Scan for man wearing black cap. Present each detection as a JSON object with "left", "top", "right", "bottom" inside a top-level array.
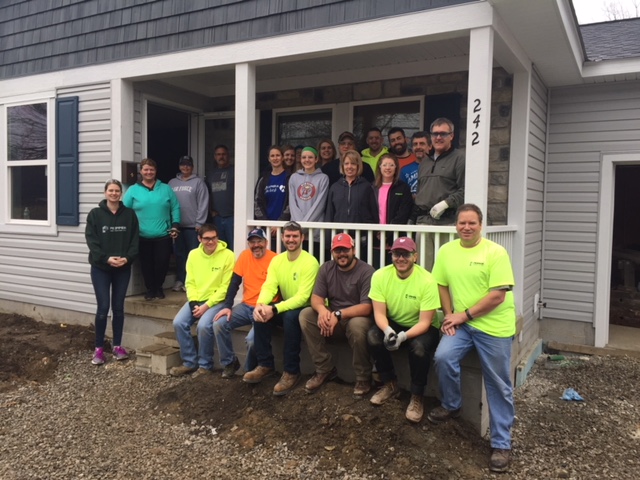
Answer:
[
  {"left": 367, "top": 236, "right": 441, "bottom": 423},
  {"left": 299, "top": 233, "right": 375, "bottom": 397},
  {"left": 213, "top": 228, "right": 278, "bottom": 378}
]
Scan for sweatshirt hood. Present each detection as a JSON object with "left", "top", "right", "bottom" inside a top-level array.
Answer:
[
  {"left": 295, "top": 168, "right": 323, "bottom": 176},
  {"left": 197, "top": 239, "right": 229, "bottom": 256},
  {"left": 98, "top": 199, "right": 125, "bottom": 214},
  {"left": 175, "top": 173, "right": 202, "bottom": 181}
]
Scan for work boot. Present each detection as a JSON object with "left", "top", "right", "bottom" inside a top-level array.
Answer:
[
  {"left": 304, "top": 367, "right": 338, "bottom": 393},
  {"left": 191, "top": 367, "right": 213, "bottom": 379},
  {"left": 242, "top": 365, "right": 274, "bottom": 384},
  {"left": 169, "top": 365, "right": 197, "bottom": 377},
  {"left": 221, "top": 357, "right": 241, "bottom": 379},
  {"left": 489, "top": 448, "right": 511, "bottom": 473},
  {"left": 427, "top": 405, "right": 462, "bottom": 424},
  {"left": 405, "top": 394, "right": 424, "bottom": 423},
  {"left": 273, "top": 372, "right": 300, "bottom": 396},
  {"left": 369, "top": 380, "right": 399, "bottom": 406},
  {"left": 353, "top": 380, "right": 372, "bottom": 398}
]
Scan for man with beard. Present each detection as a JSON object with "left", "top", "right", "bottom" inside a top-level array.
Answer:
[
  {"left": 400, "top": 131, "right": 432, "bottom": 195},
  {"left": 388, "top": 127, "right": 417, "bottom": 170},
  {"left": 243, "top": 221, "right": 320, "bottom": 396},
  {"left": 212, "top": 228, "right": 277, "bottom": 378},
  {"left": 299, "top": 233, "right": 375, "bottom": 397}
]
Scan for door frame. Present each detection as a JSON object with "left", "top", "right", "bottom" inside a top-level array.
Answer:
[{"left": 595, "top": 152, "right": 640, "bottom": 347}]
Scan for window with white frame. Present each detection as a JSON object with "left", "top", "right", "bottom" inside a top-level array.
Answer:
[
  {"left": 275, "top": 109, "right": 332, "bottom": 147},
  {"left": 2, "top": 98, "right": 54, "bottom": 227}
]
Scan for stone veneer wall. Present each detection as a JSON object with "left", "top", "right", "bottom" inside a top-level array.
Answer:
[{"left": 209, "top": 67, "right": 513, "bottom": 225}]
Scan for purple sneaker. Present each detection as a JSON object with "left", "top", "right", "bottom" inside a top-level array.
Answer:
[
  {"left": 112, "top": 346, "right": 129, "bottom": 361},
  {"left": 92, "top": 347, "right": 105, "bottom": 365}
]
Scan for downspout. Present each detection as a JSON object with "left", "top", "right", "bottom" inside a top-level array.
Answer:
[{"left": 538, "top": 82, "right": 552, "bottom": 320}]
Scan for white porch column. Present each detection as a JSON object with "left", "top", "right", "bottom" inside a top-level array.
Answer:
[
  {"left": 464, "top": 27, "right": 494, "bottom": 215},
  {"left": 234, "top": 62, "right": 257, "bottom": 254},
  {"left": 110, "top": 79, "right": 135, "bottom": 180}
]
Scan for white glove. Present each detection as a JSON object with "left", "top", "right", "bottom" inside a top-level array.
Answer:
[
  {"left": 385, "top": 331, "right": 407, "bottom": 351},
  {"left": 383, "top": 326, "right": 396, "bottom": 344},
  {"left": 430, "top": 200, "right": 449, "bottom": 220}
]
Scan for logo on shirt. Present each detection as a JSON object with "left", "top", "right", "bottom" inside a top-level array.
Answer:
[
  {"left": 102, "top": 226, "right": 127, "bottom": 233},
  {"left": 405, "top": 294, "right": 417, "bottom": 300},
  {"left": 293, "top": 272, "right": 298, "bottom": 281},
  {"left": 297, "top": 182, "right": 317, "bottom": 201},
  {"left": 469, "top": 261, "right": 485, "bottom": 266}
]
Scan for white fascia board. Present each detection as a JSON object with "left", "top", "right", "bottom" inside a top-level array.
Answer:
[
  {"left": 0, "top": 2, "right": 493, "bottom": 98},
  {"left": 582, "top": 58, "right": 640, "bottom": 79},
  {"left": 555, "top": 0, "right": 587, "bottom": 75},
  {"left": 491, "top": 9, "right": 531, "bottom": 74}
]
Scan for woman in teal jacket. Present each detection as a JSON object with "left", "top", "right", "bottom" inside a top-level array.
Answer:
[
  {"left": 123, "top": 158, "right": 181, "bottom": 300},
  {"left": 85, "top": 179, "right": 139, "bottom": 365}
]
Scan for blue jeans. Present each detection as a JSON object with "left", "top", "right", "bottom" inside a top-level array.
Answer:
[
  {"left": 174, "top": 228, "right": 199, "bottom": 284},
  {"left": 367, "top": 320, "right": 440, "bottom": 395},
  {"left": 172, "top": 301, "right": 225, "bottom": 369},
  {"left": 433, "top": 323, "right": 515, "bottom": 449},
  {"left": 213, "top": 302, "right": 257, "bottom": 371},
  {"left": 90, "top": 265, "right": 131, "bottom": 348},
  {"left": 214, "top": 215, "right": 234, "bottom": 250},
  {"left": 253, "top": 308, "right": 303, "bottom": 374}
]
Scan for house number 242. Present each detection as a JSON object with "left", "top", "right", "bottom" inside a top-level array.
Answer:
[{"left": 471, "top": 99, "right": 481, "bottom": 146}]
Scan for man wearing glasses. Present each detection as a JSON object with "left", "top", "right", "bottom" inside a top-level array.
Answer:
[
  {"left": 410, "top": 117, "right": 466, "bottom": 268},
  {"left": 170, "top": 223, "right": 235, "bottom": 377},
  {"left": 244, "top": 221, "right": 320, "bottom": 396},
  {"left": 299, "top": 233, "right": 375, "bottom": 397},
  {"left": 367, "top": 237, "right": 441, "bottom": 423}
]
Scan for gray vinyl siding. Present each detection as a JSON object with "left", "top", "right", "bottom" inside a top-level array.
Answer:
[
  {"left": 0, "top": 0, "right": 474, "bottom": 79},
  {"left": 0, "top": 83, "right": 112, "bottom": 316},
  {"left": 545, "top": 80, "right": 640, "bottom": 323},
  {"left": 521, "top": 68, "right": 546, "bottom": 344}
]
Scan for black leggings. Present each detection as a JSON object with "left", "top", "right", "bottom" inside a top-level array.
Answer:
[{"left": 138, "top": 236, "right": 173, "bottom": 293}]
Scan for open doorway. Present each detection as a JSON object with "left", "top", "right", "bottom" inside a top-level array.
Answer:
[
  {"left": 610, "top": 164, "right": 640, "bottom": 328},
  {"left": 147, "top": 103, "right": 190, "bottom": 184}
]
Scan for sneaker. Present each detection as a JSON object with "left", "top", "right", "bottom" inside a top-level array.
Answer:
[
  {"left": 427, "top": 405, "right": 462, "bottom": 424},
  {"left": 91, "top": 347, "right": 105, "bottom": 365},
  {"left": 369, "top": 380, "right": 399, "bottom": 406},
  {"left": 242, "top": 366, "right": 274, "bottom": 384},
  {"left": 112, "top": 346, "right": 129, "bottom": 361},
  {"left": 405, "top": 394, "right": 424, "bottom": 423},
  {"left": 191, "top": 367, "right": 213, "bottom": 379},
  {"left": 169, "top": 365, "right": 198, "bottom": 377},
  {"left": 304, "top": 367, "right": 338, "bottom": 393},
  {"left": 156, "top": 289, "right": 166, "bottom": 299},
  {"left": 221, "top": 357, "right": 241, "bottom": 379},
  {"left": 172, "top": 281, "right": 185, "bottom": 292},
  {"left": 273, "top": 372, "right": 300, "bottom": 396},
  {"left": 353, "top": 380, "right": 372, "bottom": 398},
  {"left": 144, "top": 290, "right": 155, "bottom": 301},
  {"left": 489, "top": 448, "right": 511, "bottom": 473}
]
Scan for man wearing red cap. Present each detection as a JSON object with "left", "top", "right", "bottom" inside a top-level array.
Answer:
[
  {"left": 367, "top": 236, "right": 441, "bottom": 423},
  {"left": 299, "top": 233, "right": 375, "bottom": 397}
]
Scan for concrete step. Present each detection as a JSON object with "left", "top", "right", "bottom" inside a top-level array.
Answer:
[
  {"left": 136, "top": 343, "right": 182, "bottom": 375},
  {"left": 154, "top": 330, "right": 182, "bottom": 348}
]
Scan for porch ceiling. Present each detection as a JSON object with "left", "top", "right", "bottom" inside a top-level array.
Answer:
[{"left": 156, "top": 36, "right": 472, "bottom": 98}]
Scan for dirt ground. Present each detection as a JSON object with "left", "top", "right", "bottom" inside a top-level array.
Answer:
[{"left": 0, "top": 312, "right": 491, "bottom": 478}]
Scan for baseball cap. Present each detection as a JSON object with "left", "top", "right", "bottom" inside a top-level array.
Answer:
[
  {"left": 247, "top": 228, "right": 267, "bottom": 241},
  {"left": 338, "top": 131, "right": 356, "bottom": 143},
  {"left": 179, "top": 156, "right": 194, "bottom": 166},
  {"left": 390, "top": 236, "right": 416, "bottom": 252},
  {"left": 331, "top": 233, "right": 354, "bottom": 250}
]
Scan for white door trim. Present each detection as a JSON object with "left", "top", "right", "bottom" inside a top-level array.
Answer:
[{"left": 595, "top": 152, "right": 640, "bottom": 347}]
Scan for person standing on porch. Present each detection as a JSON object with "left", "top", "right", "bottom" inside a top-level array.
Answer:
[
  {"left": 254, "top": 145, "right": 291, "bottom": 223},
  {"left": 123, "top": 158, "right": 180, "bottom": 300},
  {"left": 388, "top": 127, "right": 417, "bottom": 170},
  {"left": 208, "top": 144, "right": 235, "bottom": 248},
  {"left": 85, "top": 179, "right": 139, "bottom": 365},
  {"left": 428, "top": 204, "right": 516, "bottom": 473},
  {"left": 400, "top": 131, "right": 432, "bottom": 195},
  {"left": 168, "top": 155, "right": 209, "bottom": 292},
  {"left": 243, "top": 221, "right": 319, "bottom": 396},
  {"left": 410, "top": 118, "right": 465, "bottom": 270},
  {"left": 170, "top": 223, "right": 234, "bottom": 378},
  {"left": 361, "top": 127, "right": 388, "bottom": 173}
]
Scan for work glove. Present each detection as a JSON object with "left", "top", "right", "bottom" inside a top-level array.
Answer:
[
  {"left": 385, "top": 331, "right": 407, "bottom": 351},
  {"left": 430, "top": 200, "right": 449, "bottom": 220},
  {"left": 383, "top": 326, "right": 396, "bottom": 345}
]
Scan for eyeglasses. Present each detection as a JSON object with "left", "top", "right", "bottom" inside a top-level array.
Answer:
[
  {"left": 201, "top": 236, "right": 218, "bottom": 243},
  {"left": 391, "top": 250, "right": 415, "bottom": 259},
  {"left": 430, "top": 131, "right": 452, "bottom": 138}
]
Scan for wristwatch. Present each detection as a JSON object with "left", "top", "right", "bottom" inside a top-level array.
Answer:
[{"left": 334, "top": 310, "right": 342, "bottom": 320}]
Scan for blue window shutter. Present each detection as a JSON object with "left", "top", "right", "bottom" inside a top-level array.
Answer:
[{"left": 56, "top": 96, "right": 79, "bottom": 226}]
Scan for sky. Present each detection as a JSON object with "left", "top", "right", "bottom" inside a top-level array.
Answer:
[{"left": 573, "top": 0, "right": 640, "bottom": 24}]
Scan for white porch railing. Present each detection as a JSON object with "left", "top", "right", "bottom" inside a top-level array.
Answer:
[{"left": 246, "top": 220, "right": 516, "bottom": 268}]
